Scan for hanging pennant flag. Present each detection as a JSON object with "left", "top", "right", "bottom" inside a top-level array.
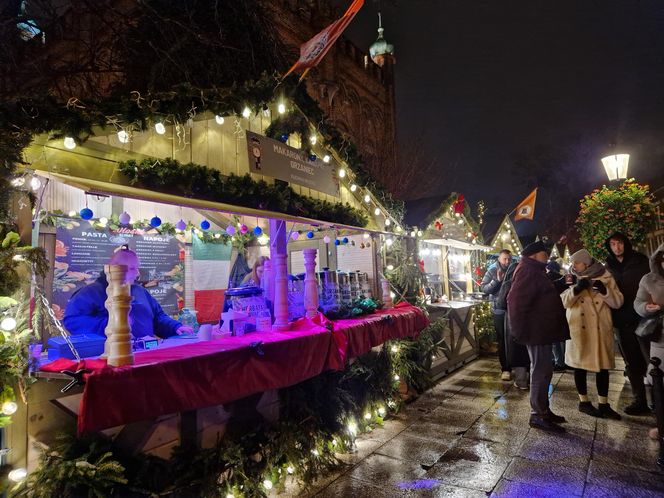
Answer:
[
  {"left": 283, "top": 0, "right": 365, "bottom": 81},
  {"left": 514, "top": 188, "right": 538, "bottom": 221}
]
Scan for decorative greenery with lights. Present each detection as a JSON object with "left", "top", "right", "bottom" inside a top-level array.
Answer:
[
  {"left": 118, "top": 158, "right": 369, "bottom": 228},
  {"left": 12, "top": 328, "right": 446, "bottom": 497},
  {"left": 576, "top": 179, "right": 656, "bottom": 260}
]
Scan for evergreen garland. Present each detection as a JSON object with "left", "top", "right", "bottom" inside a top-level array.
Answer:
[{"left": 118, "top": 158, "right": 369, "bottom": 228}]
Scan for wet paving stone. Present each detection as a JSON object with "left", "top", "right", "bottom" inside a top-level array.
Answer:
[
  {"left": 583, "top": 483, "right": 664, "bottom": 498},
  {"left": 375, "top": 432, "right": 459, "bottom": 467},
  {"left": 314, "top": 476, "right": 395, "bottom": 498},
  {"left": 587, "top": 459, "right": 664, "bottom": 495},
  {"left": 491, "top": 478, "right": 577, "bottom": 498},
  {"left": 424, "top": 438, "right": 512, "bottom": 492},
  {"left": 592, "top": 421, "right": 661, "bottom": 472},
  {"left": 347, "top": 453, "right": 428, "bottom": 488},
  {"left": 516, "top": 423, "right": 594, "bottom": 470},
  {"left": 502, "top": 456, "right": 586, "bottom": 496}
]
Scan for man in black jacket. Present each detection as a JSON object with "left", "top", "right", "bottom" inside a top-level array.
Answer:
[
  {"left": 605, "top": 232, "right": 651, "bottom": 415},
  {"left": 481, "top": 250, "right": 513, "bottom": 380}
]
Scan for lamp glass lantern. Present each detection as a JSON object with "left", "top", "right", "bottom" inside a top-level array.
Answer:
[{"left": 601, "top": 154, "right": 629, "bottom": 181}]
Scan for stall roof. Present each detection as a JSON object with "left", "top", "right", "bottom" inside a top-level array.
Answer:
[
  {"left": 403, "top": 195, "right": 452, "bottom": 229},
  {"left": 22, "top": 136, "right": 398, "bottom": 236}
]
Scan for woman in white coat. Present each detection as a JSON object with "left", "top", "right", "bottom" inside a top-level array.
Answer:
[{"left": 562, "top": 249, "right": 624, "bottom": 419}]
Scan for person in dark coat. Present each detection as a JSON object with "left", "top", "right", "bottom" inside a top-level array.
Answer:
[
  {"left": 605, "top": 232, "right": 651, "bottom": 415},
  {"left": 547, "top": 259, "right": 569, "bottom": 371},
  {"left": 508, "top": 241, "right": 571, "bottom": 432},
  {"left": 64, "top": 247, "right": 191, "bottom": 339},
  {"left": 481, "top": 250, "right": 513, "bottom": 380},
  {"left": 498, "top": 262, "right": 531, "bottom": 389}
]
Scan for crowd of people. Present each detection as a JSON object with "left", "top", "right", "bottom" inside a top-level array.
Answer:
[{"left": 481, "top": 234, "right": 664, "bottom": 434}]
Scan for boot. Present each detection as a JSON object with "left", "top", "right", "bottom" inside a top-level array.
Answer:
[
  {"left": 624, "top": 400, "right": 650, "bottom": 416},
  {"left": 529, "top": 415, "right": 565, "bottom": 433},
  {"left": 578, "top": 401, "right": 601, "bottom": 417},
  {"left": 598, "top": 403, "right": 621, "bottom": 420},
  {"left": 546, "top": 410, "right": 566, "bottom": 424}
]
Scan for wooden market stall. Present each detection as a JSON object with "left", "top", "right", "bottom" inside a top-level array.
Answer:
[
  {"left": 5, "top": 105, "right": 429, "bottom": 473},
  {"left": 404, "top": 194, "right": 491, "bottom": 378}
]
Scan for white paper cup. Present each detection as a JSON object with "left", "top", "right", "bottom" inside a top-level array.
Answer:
[{"left": 198, "top": 324, "right": 212, "bottom": 341}]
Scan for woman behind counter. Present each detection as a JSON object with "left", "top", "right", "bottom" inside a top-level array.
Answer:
[{"left": 242, "top": 256, "right": 269, "bottom": 287}]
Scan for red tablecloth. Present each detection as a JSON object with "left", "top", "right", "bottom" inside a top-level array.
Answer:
[{"left": 40, "top": 303, "right": 428, "bottom": 434}]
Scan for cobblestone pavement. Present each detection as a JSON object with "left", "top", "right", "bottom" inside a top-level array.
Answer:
[{"left": 290, "top": 357, "right": 664, "bottom": 497}]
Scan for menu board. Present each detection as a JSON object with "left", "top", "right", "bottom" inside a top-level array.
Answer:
[{"left": 52, "top": 218, "right": 185, "bottom": 320}]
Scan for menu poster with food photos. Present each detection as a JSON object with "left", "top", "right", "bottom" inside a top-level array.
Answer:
[{"left": 52, "top": 218, "right": 184, "bottom": 320}]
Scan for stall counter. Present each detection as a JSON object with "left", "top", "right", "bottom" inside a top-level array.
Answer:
[{"left": 39, "top": 303, "right": 428, "bottom": 434}]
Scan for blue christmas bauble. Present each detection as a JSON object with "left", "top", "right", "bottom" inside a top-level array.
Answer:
[
  {"left": 309, "top": 154, "right": 317, "bottom": 162},
  {"left": 306, "top": 231, "right": 315, "bottom": 239},
  {"left": 342, "top": 237, "right": 349, "bottom": 244},
  {"left": 200, "top": 220, "right": 211, "bottom": 230},
  {"left": 253, "top": 226, "right": 263, "bottom": 236},
  {"left": 80, "top": 208, "right": 93, "bottom": 220},
  {"left": 334, "top": 239, "right": 341, "bottom": 246},
  {"left": 150, "top": 216, "right": 162, "bottom": 228},
  {"left": 280, "top": 134, "right": 289, "bottom": 142}
]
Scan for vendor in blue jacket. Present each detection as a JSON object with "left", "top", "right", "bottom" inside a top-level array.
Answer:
[{"left": 63, "top": 247, "right": 193, "bottom": 339}]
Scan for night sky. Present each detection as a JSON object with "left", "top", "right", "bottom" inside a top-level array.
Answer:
[{"left": 336, "top": 0, "right": 664, "bottom": 238}]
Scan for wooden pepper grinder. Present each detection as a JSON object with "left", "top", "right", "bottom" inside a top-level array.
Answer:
[{"left": 104, "top": 264, "right": 134, "bottom": 366}]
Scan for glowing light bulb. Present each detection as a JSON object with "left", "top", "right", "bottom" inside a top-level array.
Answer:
[
  {"left": 98, "top": 217, "right": 108, "bottom": 226},
  {"left": 30, "top": 176, "right": 42, "bottom": 191},
  {"left": 277, "top": 103, "right": 286, "bottom": 114},
  {"left": 350, "top": 184, "right": 358, "bottom": 192},
  {"left": 347, "top": 421, "right": 357, "bottom": 434},
  {"left": 378, "top": 407, "right": 386, "bottom": 417},
  {"left": 226, "top": 494, "right": 235, "bottom": 498},
  {"left": 394, "top": 374, "right": 400, "bottom": 381},
  {"left": 117, "top": 130, "right": 129, "bottom": 143},
  {"left": 391, "top": 345, "right": 399, "bottom": 353},
  {"left": 309, "top": 134, "right": 317, "bottom": 145},
  {"left": 364, "top": 412, "right": 371, "bottom": 420},
  {"left": 8, "top": 468, "right": 27, "bottom": 482},
  {"left": 364, "top": 194, "right": 371, "bottom": 203},
  {"left": 385, "top": 219, "right": 391, "bottom": 226},
  {"left": 410, "top": 231, "right": 416, "bottom": 237},
  {"left": 385, "top": 238, "right": 393, "bottom": 246},
  {"left": 332, "top": 439, "right": 338, "bottom": 446},
  {"left": 215, "top": 115, "right": 225, "bottom": 125},
  {"left": 396, "top": 226, "right": 402, "bottom": 232},
  {"left": 338, "top": 168, "right": 346, "bottom": 178},
  {"left": 323, "top": 154, "right": 331, "bottom": 163},
  {"left": 387, "top": 264, "right": 394, "bottom": 270},
  {"left": 11, "top": 177, "right": 25, "bottom": 187},
  {"left": 287, "top": 465, "right": 294, "bottom": 474},
  {"left": 374, "top": 208, "right": 381, "bottom": 216},
  {"left": 214, "top": 233, "right": 221, "bottom": 239},
  {"left": 242, "top": 107, "right": 251, "bottom": 118},
  {"left": 263, "top": 480, "right": 273, "bottom": 490},
  {"left": 63, "top": 136, "right": 76, "bottom": 149},
  {"left": 417, "top": 230, "right": 423, "bottom": 237},
  {"left": 312, "top": 449, "right": 320, "bottom": 456},
  {"left": 68, "top": 210, "right": 77, "bottom": 217},
  {"left": 363, "top": 233, "right": 370, "bottom": 239},
  {"left": 1, "top": 317, "right": 17, "bottom": 331},
  {"left": 258, "top": 234, "right": 269, "bottom": 246},
  {"left": 1, "top": 401, "right": 18, "bottom": 415},
  {"left": 155, "top": 122, "right": 166, "bottom": 135}
]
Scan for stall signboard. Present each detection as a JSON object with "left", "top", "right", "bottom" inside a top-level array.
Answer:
[
  {"left": 52, "top": 218, "right": 184, "bottom": 320},
  {"left": 246, "top": 130, "right": 340, "bottom": 197}
]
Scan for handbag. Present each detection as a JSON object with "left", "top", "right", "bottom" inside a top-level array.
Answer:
[{"left": 634, "top": 314, "right": 663, "bottom": 340}]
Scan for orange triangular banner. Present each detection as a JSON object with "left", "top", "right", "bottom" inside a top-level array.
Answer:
[
  {"left": 514, "top": 188, "right": 538, "bottom": 221},
  {"left": 283, "top": 0, "right": 364, "bottom": 81}
]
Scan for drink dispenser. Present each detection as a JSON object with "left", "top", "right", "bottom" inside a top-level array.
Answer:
[
  {"left": 318, "top": 268, "right": 340, "bottom": 310},
  {"left": 337, "top": 271, "right": 352, "bottom": 305}
]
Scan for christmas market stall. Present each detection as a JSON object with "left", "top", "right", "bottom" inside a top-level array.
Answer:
[
  {"left": 403, "top": 194, "right": 491, "bottom": 378},
  {"left": 0, "top": 92, "right": 434, "bottom": 496}
]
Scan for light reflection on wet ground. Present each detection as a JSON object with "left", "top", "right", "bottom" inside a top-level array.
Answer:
[{"left": 294, "top": 357, "right": 663, "bottom": 498}]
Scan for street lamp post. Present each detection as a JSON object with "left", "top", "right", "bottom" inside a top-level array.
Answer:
[{"left": 601, "top": 154, "right": 630, "bottom": 182}]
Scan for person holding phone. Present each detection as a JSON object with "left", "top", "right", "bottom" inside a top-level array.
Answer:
[{"left": 561, "top": 249, "right": 624, "bottom": 419}]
